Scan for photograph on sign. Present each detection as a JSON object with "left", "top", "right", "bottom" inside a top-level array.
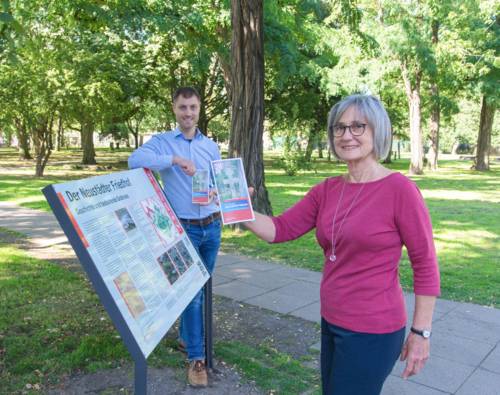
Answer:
[
  {"left": 192, "top": 169, "right": 210, "bottom": 204},
  {"left": 211, "top": 158, "right": 255, "bottom": 225},
  {"left": 50, "top": 168, "right": 209, "bottom": 357}
]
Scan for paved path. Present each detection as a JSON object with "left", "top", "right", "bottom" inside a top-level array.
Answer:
[{"left": 1, "top": 201, "right": 500, "bottom": 395}]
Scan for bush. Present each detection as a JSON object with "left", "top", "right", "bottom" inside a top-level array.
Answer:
[{"left": 277, "top": 152, "right": 316, "bottom": 176}]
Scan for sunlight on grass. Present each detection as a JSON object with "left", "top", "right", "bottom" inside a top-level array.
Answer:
[{"left": 422, "top": 190, "right": 500, "bottom": 202}]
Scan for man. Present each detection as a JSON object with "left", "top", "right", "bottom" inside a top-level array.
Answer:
[{"left": 128, "top": 87, "right": 221, "bottom": 387}]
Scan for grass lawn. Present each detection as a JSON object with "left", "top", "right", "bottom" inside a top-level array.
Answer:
[
  {"left": 1, "top": 147, "right": 499, "bottom": 306},
  {"left": 0, "top": 235, "right": 319, "bottom": 393}
]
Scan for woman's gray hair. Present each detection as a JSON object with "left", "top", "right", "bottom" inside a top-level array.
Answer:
[{"left": 327, "top": 94, "right": 392, "bottom": 160}]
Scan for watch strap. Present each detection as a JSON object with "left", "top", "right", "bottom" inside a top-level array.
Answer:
[{"left": 410, "top": 327, "right": 431, "bottom": 338}]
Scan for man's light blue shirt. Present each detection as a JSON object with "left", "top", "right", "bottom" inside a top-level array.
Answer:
[{"left": 128, "top": 127, "right": 221, "bottom": 219}]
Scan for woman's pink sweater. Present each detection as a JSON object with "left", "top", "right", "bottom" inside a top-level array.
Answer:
[{"left": 271, "top": 173, "right": 440, "bottom": 333}]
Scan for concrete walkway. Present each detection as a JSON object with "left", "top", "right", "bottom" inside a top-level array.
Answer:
[{"left": 1, "top": 201, "right": 500, "bottom": 395}]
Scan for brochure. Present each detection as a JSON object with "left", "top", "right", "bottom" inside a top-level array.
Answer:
[
  {"left": 211, "top": 158, "right": 255, "bottom": 224},
  {"left": 192, "top": 169, "right": 210, "bottom": 204}
]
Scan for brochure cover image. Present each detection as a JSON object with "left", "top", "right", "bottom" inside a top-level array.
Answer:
[
  {"left": 211, "top": 158, "right": 255, "bottom": 224},
  {"left": 192, "top": 169, "right": 210, "bottom": 204}
]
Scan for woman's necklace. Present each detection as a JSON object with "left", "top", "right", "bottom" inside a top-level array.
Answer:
[{"left": 329, "top": 177, "right": 366, "bottom": 262}]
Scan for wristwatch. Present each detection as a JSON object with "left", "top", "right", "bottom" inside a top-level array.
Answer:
[{"left": 410, "top": 327, "right": 431, "bottom": 339}]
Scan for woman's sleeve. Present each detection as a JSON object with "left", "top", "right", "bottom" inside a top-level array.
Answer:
[
  {"left": 271, "top": 181, "right": 323, "bottom": 243},
  {"left": 395, "top": 180, "right": 441, "bottom": 296}
]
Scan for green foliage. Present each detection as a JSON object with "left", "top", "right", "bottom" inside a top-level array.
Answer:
[{"left": 277, "top": 150, "right": 316, "bottom": 176}]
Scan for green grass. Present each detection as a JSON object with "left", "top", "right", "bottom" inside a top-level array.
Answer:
[
  {"left": 0, "top": 241, "right": 319, "bottom": 393},
  {"left": 216, "top": 341, "right": 320, "bottom": 394},
  {"left": 1, "top": 147, "right": 500, "bottom": 306},
  {"left": 0, "top": 243, "right": 127, "bottom": 392}
]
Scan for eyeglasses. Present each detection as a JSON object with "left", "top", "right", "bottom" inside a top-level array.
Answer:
[{"left": 332, "top": 123, "right": 367, "bottom": 137}]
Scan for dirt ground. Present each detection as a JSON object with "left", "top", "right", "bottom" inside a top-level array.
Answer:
[{"left": 1, "top": 230, "right": 321, "bottom": 394}]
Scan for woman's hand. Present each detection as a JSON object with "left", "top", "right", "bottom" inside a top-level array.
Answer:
[{"left": 400, "top": 333, "right": 430, "bottom": 378}]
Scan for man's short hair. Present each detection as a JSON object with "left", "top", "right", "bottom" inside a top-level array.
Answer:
[
  {"left": 327, "top": 94, "right": 392, "bottom": 160},
  {"left": 172, "top": 87, "right": 201, "bottom": 103}
]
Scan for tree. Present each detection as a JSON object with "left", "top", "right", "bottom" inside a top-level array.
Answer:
[
  {"left": 229, "top": 0, "right": 272, "bottom": 214},
  {"left": 468, "top": 0, "right": 499, "bottom": 171},
  {"left": 475, "top": 96, "right": 496, "bottom": 170}
]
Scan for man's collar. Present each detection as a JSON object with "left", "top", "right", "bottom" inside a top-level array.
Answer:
[{"left": 174, "top": 127, "right": 202, "bottom": 140}]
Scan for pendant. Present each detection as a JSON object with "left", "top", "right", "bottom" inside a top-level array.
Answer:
[{"left": 329, "top": 254, "right": 336, "bottom": 262}]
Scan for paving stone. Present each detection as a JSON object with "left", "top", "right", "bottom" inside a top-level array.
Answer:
[
  {"left": 213, "top": 280, "right": 267, "bottom": 302},
  {"left": 392, "top": 355, "right": 474, "bottom": 394},
  {"left": 455, "top": 368, "right": 500, "bottom": 395},
  {"left": 245, "top": 287, "right": 319, "bottom": 315},
  {"left": 233, "top": 269, "right": 296, "bottom": 289},
  {"left": 217, "top": 260, "right": 282, "bottom": 275},
  {"left": 266, "top": 281, "right": 320, "bottom": 301},
  {"left": 289, "top": 301, "right": 321, "bottom": 323},
  {"left": 215, "top": 253, "right": 245, "bottom": 267},
  {"left": 383, "top": 374, "right": 450, "bottom": 395},
  {"left": 481, "top": 345, "right": 500, "bottom": 374},
  {"left": 266, "top": 266, "right": 323, "bottom": 284},
  {"left": 432, "top": 311, "right": 500, "bottom": 344},
  {"left": 434, "top": 298, "right": 460, "bottom": 315},
  {"left": 430, "top": 331, "right": 495, "bottom": 367},
  {"left": 453, "top": 303, "right": 500, "bottom": 326},
  {"left": 235, "top": 258, "right": 284, "bottom": 271},
  {"left": 211, "top": 273, "right": 233, "bottom": 287}
]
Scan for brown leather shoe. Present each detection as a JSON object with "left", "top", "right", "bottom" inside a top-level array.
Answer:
[{"left": 187, "top": 360, "right": 208, "bottom": 387}]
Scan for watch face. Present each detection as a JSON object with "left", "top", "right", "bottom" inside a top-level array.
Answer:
[{"left": 422, "top": 330, "right": 431, "bottom": 338}]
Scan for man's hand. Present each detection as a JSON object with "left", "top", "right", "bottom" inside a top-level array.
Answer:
[
  {"left": 173, "top": 156, "right": 196, "bottom": 176},
  {"left": 198, "top": 189, "right": 218, "bottom": 206}
]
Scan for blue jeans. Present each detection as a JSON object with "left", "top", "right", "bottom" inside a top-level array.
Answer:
[
  {"left": 321, "top": 318, "right": 405, "bottom": 395},
  {"left": 179, "top": 218, "right": 221, "bottom": 361}
]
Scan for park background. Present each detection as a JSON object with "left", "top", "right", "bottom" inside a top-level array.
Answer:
[{"left": 0, "top": 0, "right": 499, "bottom": 393}]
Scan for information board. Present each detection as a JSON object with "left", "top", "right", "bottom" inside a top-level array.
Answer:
[{"left": 44, "top": 168, "right": 209, "bottom": 358}]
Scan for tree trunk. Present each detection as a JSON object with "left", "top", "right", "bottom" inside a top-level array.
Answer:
[
  {"left": 473, "top": 95, "right": 495, "bottom": 171},
  {"left": 428, "top": 20, "right": 440, "bottom": 171},
  {"left": 126, "top": 119, "right": 140, "bottom": 149},
  {"left": 383, "top": 132, "right": 393, "bottom": 164},
  {"left": 229, "top": 0, "right": 272, "bottom": 215},
  {"left": 56, "top": 114, "right": 64, "bottom": 151},
  {"left": 428, "top": 85, "right": 440, "bottom": 171},
  {"left": 81, "top": 120, "right": 96, "bottom": 164},
  {"left": 32, "top": 114, "right": 54, "bottom": 177},
  {"left": 15, "top": 118, "right": 32, "bottom": 160},
  {"left": 305, "top": 127, "right": 318, "bottom": 162},
  {"left": 401, "top": 62, "right": 424, "bottom": 175}
]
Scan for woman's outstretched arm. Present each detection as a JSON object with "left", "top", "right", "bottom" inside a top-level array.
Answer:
[{"left": 243, "top": 212, "right": 276, "bottom": 242}]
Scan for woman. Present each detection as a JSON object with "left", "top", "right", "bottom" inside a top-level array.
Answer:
[{"left": 244, "top": 94, "right": 440, "bottom": 395}]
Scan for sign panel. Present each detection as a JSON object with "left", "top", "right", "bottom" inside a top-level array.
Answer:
[
  {"left": 211, "top": 158, "right": 255, "bottom": 224},
  {"left": 192, "top": 169, "right": 210, "bottom": 204},
  {"left": 47, "top": 168, "right": 209, "bottom": 358}
]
